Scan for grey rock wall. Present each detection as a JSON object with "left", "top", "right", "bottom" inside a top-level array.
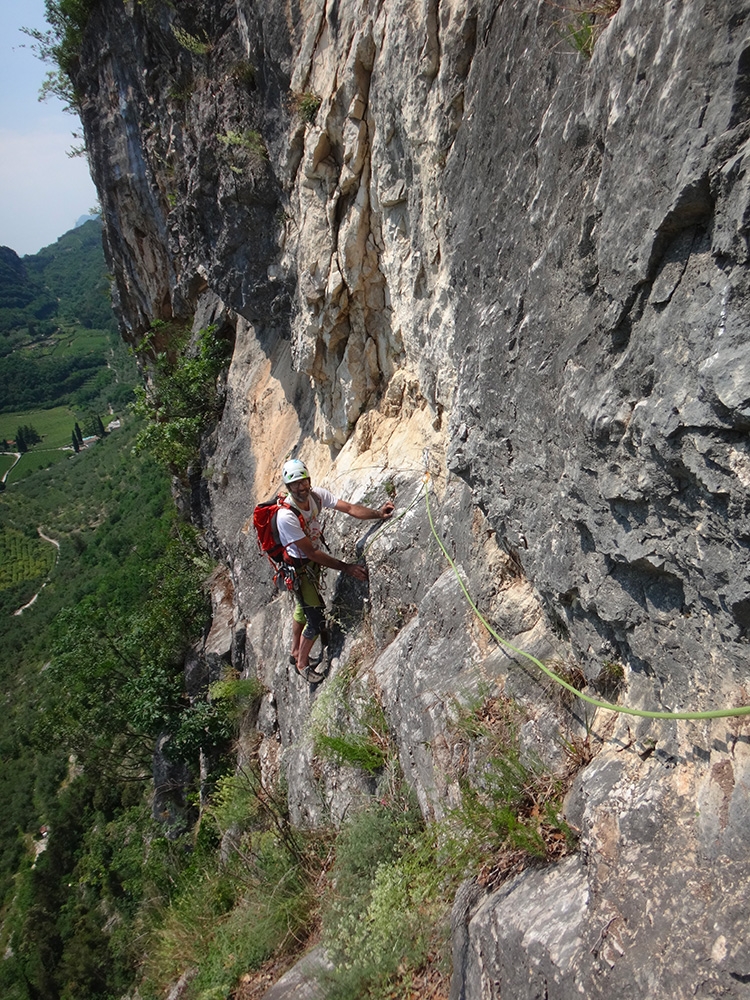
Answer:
[
  {"left": 73, "top": 0, "right": 750, "bottom": 995},
  {"left": 446, "top": 0, "right": 750, "bottom": 703}
]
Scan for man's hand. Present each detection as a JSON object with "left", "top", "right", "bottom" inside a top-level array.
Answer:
[
  {"left": 344, "top": 562, "right": 369, "bottom": 581},
  {"left": 379, "top": 501, "right": 395, "bottom": 519}
]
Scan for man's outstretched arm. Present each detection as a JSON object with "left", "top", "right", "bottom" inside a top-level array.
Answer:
[{"left": 335, "top": 499, "right": 394, "bottom": 520}]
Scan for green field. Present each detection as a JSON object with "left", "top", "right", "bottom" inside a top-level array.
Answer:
[
  {"left": 0, "top": 404, "right": 124, "bottom": 485},
  {"left": 17, "top": 327, "right": 109, "bottom": 359},
  {"left": 0, "top": 406, "right": 80, "bottom": 450},
  {"left": 6, "top": 448, "right": 72, "bottom": 484},
  {"left": 51, "top": 328, "right": 110, "bottom": 356},
  {"left": 0, "top": 454, "right": 16, "bottom": 479}
]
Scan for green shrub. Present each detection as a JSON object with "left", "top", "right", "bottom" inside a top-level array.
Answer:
[
  {"left": 319, "top": 690, "right": 578, "bottom": 999},
  {"left": 596, "top": 658, "right": 625, "bottom": 696},
  {"left": 325, "top": 797, "right": 422, "bottom": 906},
  {"left": 171, "top": 25, "right": 210, "bottom": 56},
  {"left": 168, "top": 699, "right": 236, "bottom": 766},
  {"left": 557, "top": 0, "right": 621, "bottom": 59},
  {"left": 132, "top": 323, "right": 230, "bottom": 474},
  {"left": 208, "top": 770, "right": 262, "bottom": 832},
  {"left": 216, "top": 129, "right": 266, "bottom": 161},
  {"left": 230, "top": 61, "right": 256, "bottom": 87},
  {"left": 168, "top": 81, "right": 194, "bottom": 105},
  {"left": 293, "top": 91, "right": 322, "bottom": 124},
  {"left": 448, "top": 751, "right": 551, "bottom": 861},
  {"left": 441, "top": 690, "right": 576, "bottom": 873},
  {"left": 567, "top": 12, "right": 595, "bottom": 57},
  {"left": 139, "top": 764, "right": 325, "bottom": 1000},
  {"left": 314, "top": 733, "right": 387, "bottom": 774},
  {"left": 23, "top": 0, "right": 100, "bottom": 104},
  {"left": 210, "top": 676, "right": 265, "bottom": 713},
  {"left": 321, "top": 797, "right": 446, "bottom": 1000}
]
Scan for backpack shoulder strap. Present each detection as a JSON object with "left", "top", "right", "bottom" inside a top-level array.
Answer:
[
  {"left": 309, "top": 490, "right": 330, "bottom": 551},
  {"left": 277, "top": 492, "right": 310, "bottom": 543},
  {"left": 279, "top": 490, "right": 328, "bottom": 557}
]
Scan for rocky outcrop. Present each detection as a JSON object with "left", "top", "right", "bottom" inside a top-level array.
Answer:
[{"left": 75, "top": 0, "right": 750, "bottom": 995}]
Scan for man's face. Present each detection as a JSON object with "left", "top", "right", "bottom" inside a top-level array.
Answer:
[{"left": 289, "top": 477, "right": 311, "bottom": 503}]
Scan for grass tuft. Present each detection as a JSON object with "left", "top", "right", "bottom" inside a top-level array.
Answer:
[
  {"left": 309, "top": 668, "right": 391, "bottom": 774},
  {"left": 292, "top": 91, "right": 322, "bottom": 124},
  {"left": 544, "top": 0, "right": 621, "bottom": 58}
]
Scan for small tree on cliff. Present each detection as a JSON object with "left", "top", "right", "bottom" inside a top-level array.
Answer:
[{"left": 22, "top": 1, "right": 100, "bottom": 112}]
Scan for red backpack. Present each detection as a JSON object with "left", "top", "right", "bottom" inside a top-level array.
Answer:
[{"left": 252, "top": 491, "right": 321, "bottom": 589}]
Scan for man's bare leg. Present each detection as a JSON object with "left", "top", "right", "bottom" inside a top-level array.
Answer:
[
  {"left": 291, "top": 619, "right": 304, "bottom": 663},
  {"left": 296, "top": 632, "right": 317, "bottom": 672}
]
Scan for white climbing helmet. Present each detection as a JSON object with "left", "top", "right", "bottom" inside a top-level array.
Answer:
[{"left": 282, "top": 458, "right": 310, "bottom": 484}]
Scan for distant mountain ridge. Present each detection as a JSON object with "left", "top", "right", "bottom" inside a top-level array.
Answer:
[
  {"left": 0, "top": 220, "right": 123, "bottom": 413},
  {"left": 0, "top": 219, "right": 113, "bottom": 350},
  {"left": 0, "top": 245, "right": 56, "bottom": 321}
]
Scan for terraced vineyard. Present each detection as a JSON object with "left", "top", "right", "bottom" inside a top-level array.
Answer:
[{"left": 0, "top": 526, "right": 57, "bottom": 592}]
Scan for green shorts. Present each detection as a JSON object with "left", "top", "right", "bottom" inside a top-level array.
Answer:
[{"left": 292, "top": 563, "right": 325, "bottom": 638}]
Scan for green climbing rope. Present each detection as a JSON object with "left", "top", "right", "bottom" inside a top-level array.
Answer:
[{"left": 419, "top": 474, "right": 750, "bottom": 722}]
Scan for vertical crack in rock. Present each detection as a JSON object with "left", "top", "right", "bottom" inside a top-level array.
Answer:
[{"left": 289, "top": 15, "right": 395, "bottom": 444}]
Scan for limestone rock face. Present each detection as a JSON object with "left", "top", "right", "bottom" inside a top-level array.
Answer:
[
  {"left": 446, "top": 0, "right": 750, "bottom": 702},
  {"left": 74, "top": 0, "right": 750, "bottom": 995}
]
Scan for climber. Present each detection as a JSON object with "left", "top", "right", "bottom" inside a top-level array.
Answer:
[{"left": 277, "top": 458, "right": 394, "bottom": 679}]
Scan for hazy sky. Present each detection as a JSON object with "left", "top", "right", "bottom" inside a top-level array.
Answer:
[{"left": 0, "top": 0, "right": 98, "bottom": 257}]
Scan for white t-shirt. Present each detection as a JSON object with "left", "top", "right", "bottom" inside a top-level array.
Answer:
[{"left": 276, "top": 486, "right": 339, "bottom": 560}]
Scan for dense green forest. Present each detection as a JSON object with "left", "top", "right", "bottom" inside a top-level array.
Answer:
[
  {"left": 0, "top": 220, "right": 317, "bottom": 1000},
  {"left": 0, "top": 419, "right": 229, "bottom": 1000},
  {"left": 0, "top": 223, "right": 225, "bottom": 1000}
]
